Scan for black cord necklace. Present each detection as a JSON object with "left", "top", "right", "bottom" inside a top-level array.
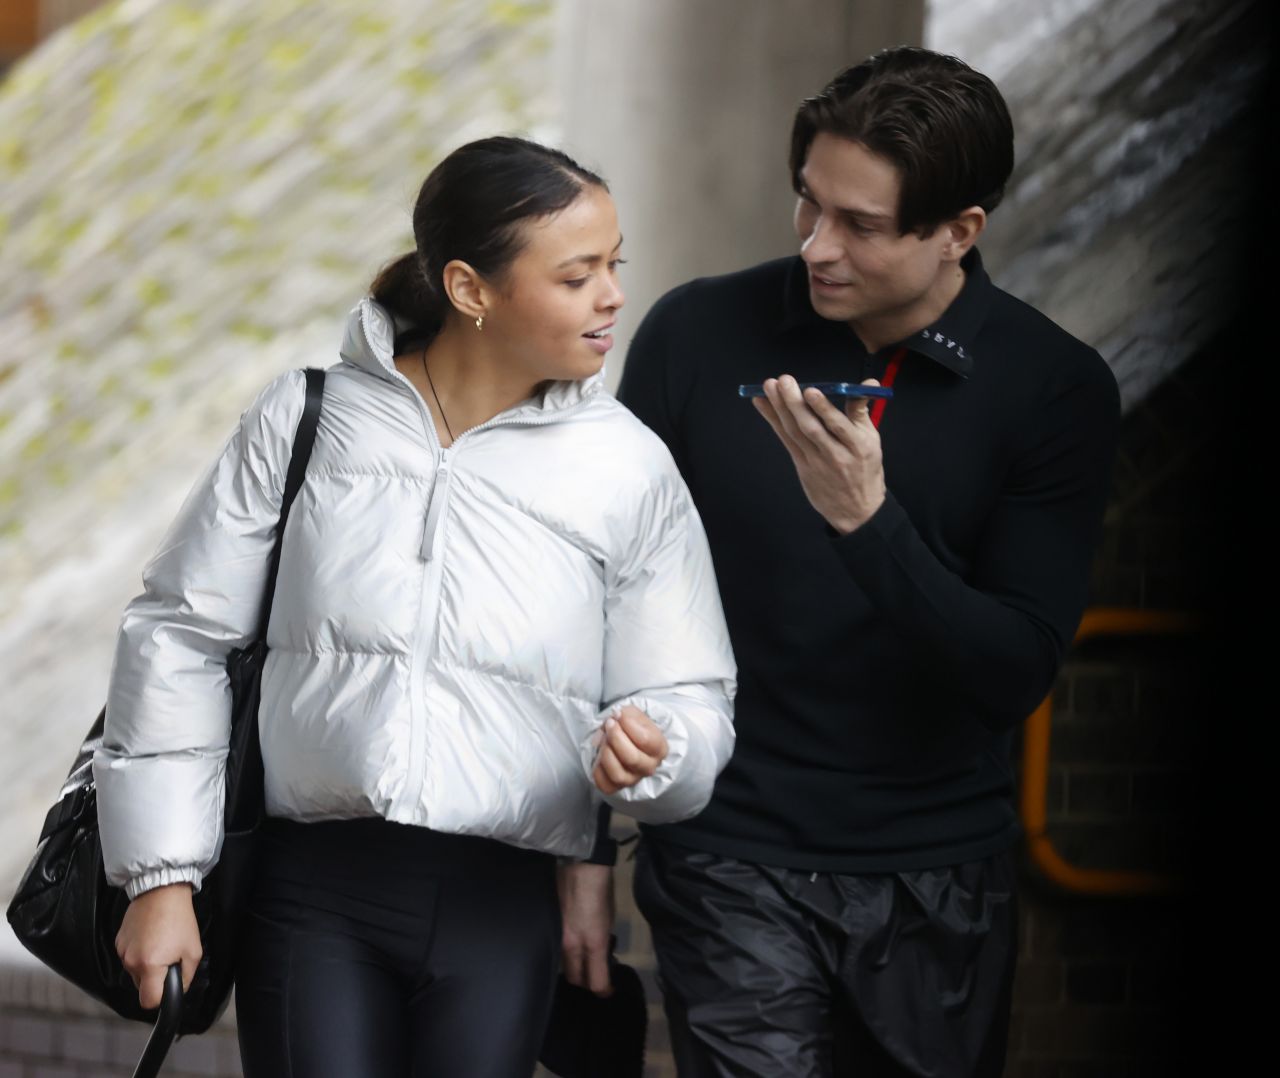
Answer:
[{"left": 421, "top": 347, "right": 454, "bottom": 443}]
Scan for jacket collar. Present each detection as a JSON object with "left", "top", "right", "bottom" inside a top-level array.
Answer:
[
  {"left": 339, "top": 297, "right": 604, "bottom": 415},
  {"left": 777, "top": 248, "right": 994, "bottom": 378}
]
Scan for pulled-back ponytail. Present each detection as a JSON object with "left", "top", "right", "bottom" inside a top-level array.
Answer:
[
  {"left": 369, "top": 251, "right": 446, "bottom": 341},
  {"left": 368, "top": 136, "right": 607, "bottom": 347}
]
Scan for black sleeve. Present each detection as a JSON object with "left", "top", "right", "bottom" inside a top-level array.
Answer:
[
  {"left": 617, "top": 291, "right": 688, "bottom": 469},
  {"left": 581, "top": 804, "right": 618, "bottom": 866},
  {"left": 831, "top": 353, "right": 1121, "bottom": 729}
]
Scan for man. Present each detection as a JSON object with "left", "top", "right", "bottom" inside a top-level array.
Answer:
[{"left": 612, "top": 47, "right": 1120, "bottom": 1077}]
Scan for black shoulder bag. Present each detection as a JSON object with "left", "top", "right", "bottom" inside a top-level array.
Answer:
[{"left": 6, "top": 367, "right": 325, "bottom": 1035}]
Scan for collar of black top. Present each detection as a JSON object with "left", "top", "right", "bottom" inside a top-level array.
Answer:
[{"left": 778, "top": 247, "right": 995, "bottom": 379}]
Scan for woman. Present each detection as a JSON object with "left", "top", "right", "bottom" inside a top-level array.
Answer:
[{"left": 94, "top": 136, "right": 736, "bottom": 1076}]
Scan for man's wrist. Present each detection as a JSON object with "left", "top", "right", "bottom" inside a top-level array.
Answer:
[{"left": 829, "top": 490, "right": 887, "bottom": 535}]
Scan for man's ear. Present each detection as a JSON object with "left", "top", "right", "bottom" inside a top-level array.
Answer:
[{"left": 942, "top": 206, "right": 987, "bottom": 262}]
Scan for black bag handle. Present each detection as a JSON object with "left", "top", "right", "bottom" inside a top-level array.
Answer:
[
  {"left": 253, "top": 368, "right": 325, "bottom": 642},
  {"left": 131, "top": 964, "right": 182, "bottom": 1078}
]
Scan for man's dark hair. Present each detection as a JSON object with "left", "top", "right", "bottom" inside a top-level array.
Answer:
[{"left": 789, "top": 46, "right": 1015, "bottom": 236}]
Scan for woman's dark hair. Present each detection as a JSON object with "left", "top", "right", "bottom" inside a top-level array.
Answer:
[
  {"left": 371, "top": 136, "right": 607, "bottom": 340},
  {"left": 789, "top": 47, "right": 1014, "bottom": 237}
]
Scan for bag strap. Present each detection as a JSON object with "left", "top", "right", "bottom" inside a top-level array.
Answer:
[{"left": 253, "top": 368, "right": 325, "bottom": 641}]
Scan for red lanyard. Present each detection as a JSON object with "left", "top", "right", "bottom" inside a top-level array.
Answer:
[{"left": 869, "top": 347, "right": 905, "bottom": 430}]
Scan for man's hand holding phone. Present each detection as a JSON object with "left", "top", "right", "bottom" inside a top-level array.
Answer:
[{"left": 750, "top": 375, "right": 887, "bottom": 534}]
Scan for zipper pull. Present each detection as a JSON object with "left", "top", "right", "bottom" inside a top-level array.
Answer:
[{"left": 419, "top": 459, "right": 451, "bottom": 561}]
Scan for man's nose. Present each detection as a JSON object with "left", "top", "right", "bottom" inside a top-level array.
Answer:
[{"left": 800, "top": 213, "right": 842, "bottom": 265}]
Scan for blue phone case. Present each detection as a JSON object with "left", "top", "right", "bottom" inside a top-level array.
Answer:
[{"left": 738, "top": 382, "right": 894, "bottom": 400}]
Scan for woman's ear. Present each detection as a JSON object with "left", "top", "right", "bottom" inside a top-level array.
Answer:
[{"left": 441, "top": 259, "right": 490, "bottom": 322}]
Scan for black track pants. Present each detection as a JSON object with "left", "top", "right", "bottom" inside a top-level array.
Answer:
[
  {"left": 634, "top": 838, "right": 1017, "bottom": 1078},
  {"left": 235, "top": 817, "right": 560, "bottom": 1078}
]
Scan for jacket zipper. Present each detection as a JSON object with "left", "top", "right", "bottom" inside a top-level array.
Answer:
[
  {"left": 357, "top": 310, "right": 442, "bottom": 822},
  {"left": 399, "top": 442, "right": 448, "bottom": 821},
  {"left": 361, "top": 301, "right": 604, "bottom": 820},
  {"left": 394, "top": 403, "right": 600, "bottom": 819}
]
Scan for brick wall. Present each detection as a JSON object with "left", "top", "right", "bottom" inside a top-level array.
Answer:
[
  {"left": 0, "top": 953, "right": 241, "bottom": 1077},
  {"left": 1003, "top": 340, "right": 1242, "bottom": 1077}
]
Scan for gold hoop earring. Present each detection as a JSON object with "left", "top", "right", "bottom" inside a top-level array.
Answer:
[{"left": 475, "top": 315, "right": 484, "bottom": 332}]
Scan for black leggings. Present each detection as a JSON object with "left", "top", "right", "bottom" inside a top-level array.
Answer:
[{"left": 235, "top": 817, "right": 560, "bottom": 1078}]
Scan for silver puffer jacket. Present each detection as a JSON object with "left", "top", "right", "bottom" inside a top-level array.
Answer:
[{"left": 94, "top": 298, "right": 737, "bottom": 898}]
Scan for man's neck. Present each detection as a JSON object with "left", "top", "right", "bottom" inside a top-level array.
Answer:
[{"left": 850, "top": 263, "right": 967, "bottom": 355}]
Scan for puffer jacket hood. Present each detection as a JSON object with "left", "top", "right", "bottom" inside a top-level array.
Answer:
[{"left": 95, "top": 299, "right": 737, "bottom": 899}]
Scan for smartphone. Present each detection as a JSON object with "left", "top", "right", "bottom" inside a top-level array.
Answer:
[{"left": 738, "top": 382, "right": 894, "bottom": 401}]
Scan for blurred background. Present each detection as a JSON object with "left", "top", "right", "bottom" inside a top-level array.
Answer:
[{"left": 1, "top": 0, "right": 1266, "bottom": 1074}]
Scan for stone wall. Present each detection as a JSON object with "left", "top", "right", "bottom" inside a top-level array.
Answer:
[
  {"left": 928, "top": 0, "right": 1265, "bottom": 410},
  {"left": 0, "top": 0, "right": 556, "bottom": 896}
]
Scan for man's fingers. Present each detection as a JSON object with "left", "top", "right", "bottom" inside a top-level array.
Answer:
[
  {"left": 801, "top": 387, "right": 864, "bottom": 452},
  {"left": 762, "top": 378, "right": 818, "bottom": 456},
  {"left": 777, "top": 376, "right": 842, "bottom": 451},
  {"left": 752, "top": 392, "right": 804, "bottom": 460},
  {"left": 844, "top": 379, "right": 882, "bottom": 428},
  {"left": 766, "top": 377, "right": 815, "bottom": 448},
  {"left": 845, "top": 394, "right": 872, "bottom": 417}
]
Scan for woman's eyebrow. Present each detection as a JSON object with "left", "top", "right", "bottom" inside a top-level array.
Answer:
[{"left": 555, "top": 235, "right": 625, "bottom": 270}]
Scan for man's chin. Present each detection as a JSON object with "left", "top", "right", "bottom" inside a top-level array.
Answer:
[{"left": 808, "top": 288, "right": 857, "bottom": 323}]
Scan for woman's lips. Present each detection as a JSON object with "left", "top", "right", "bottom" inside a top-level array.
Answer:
[{"left": 583, "top": 323, "right": 615, "bottom": 354}]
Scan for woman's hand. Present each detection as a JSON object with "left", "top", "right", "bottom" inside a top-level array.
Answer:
[
  {"left": 592, "top": 705, "right": 669, "bottom": 794},
  {"left": 116, "top": 882, "right": 202, "bottom": 1009},
  {"left": 557, "top": 862, "right": 615, "bottom": 996}
]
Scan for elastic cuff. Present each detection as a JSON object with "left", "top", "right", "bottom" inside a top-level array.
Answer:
[{"left": 125, "top": 866, "right": 203, "bottom": 901}]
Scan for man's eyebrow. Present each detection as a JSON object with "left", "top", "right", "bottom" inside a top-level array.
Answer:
[
  {"left": 796, "top": 182, "right": 891, "bottom": 223},
  {"left": 839, "top": 207, "right": 893, "bottom": 223},
  {"left": 555, "top": 234, "right": 624, "bottom": 270}
]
